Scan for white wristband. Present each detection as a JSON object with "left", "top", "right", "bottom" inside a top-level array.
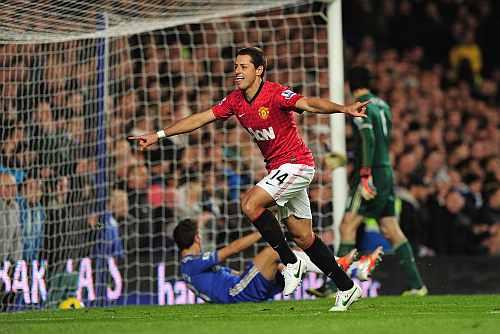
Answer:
[{"left": 156, "top": 130, "right": 166, "bottom": 139}]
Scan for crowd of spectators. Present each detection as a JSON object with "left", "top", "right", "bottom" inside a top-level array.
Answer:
[
  {"left": 0, "top": 0, "right": 499, "bottom": 290},
  {"left": 343, "top": 0, "right": 499, "bottom": 256}
]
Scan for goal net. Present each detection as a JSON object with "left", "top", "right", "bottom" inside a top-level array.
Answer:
[{"left": 0, "top": 0, "right": 337, "bottom": 310}]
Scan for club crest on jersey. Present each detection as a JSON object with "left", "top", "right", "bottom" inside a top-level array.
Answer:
[{"left": 258, "top": 106, "right": 270, "bottom": 120}]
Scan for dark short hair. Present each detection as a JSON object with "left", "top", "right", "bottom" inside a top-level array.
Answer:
[
  {"left": 237, "top": 47, "right": 266, "bottom": 75},
  {"left": 348, "top": 66, "right": 373, "bottom": 91},
  {"left": 173, "top": 219, "right": 198, "bottom": 250}
]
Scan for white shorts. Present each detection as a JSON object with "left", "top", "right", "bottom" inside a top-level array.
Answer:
[{"left": 256, "top": 163, "right": 315, "bottom": 221}]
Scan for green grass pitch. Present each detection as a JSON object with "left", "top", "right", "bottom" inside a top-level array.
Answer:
[{"left": 3, "top": 295, "right": 500, "bottom": 334}]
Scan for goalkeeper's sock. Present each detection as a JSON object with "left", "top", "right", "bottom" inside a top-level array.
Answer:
[
  {"left": 394, "top": 241, "right": 424, "bottom": 289},
  {"left": 337, "top": 241, "right": 356, "bottom": 257},
  {"left": 304, "top": 234, "right": 353, "bottom": 291},
  {"left": 252, "top": 209, "right": 297, "bottom": 265}
]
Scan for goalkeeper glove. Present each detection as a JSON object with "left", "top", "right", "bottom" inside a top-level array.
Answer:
[{"left": 359, "top": 167, "right": 377, "bottom": 200}]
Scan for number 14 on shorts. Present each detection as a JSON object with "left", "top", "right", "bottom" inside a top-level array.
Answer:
[
  {"left": 265, "top": 169, "right": 289, "bottom": 186},
  {"left": 256, "top": 164, "right": 314, "bottom": 214}
]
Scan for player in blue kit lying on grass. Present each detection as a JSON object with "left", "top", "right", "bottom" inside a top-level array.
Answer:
[{"left": 173, "top": 219, "right": 382, "bottom": 309}]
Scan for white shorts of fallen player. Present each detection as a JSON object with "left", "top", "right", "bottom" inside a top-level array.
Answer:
[{"left": 256, "top": 163, "right": 315, "bottom": 221}]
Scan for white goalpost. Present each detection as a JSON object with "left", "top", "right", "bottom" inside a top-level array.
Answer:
[
  {"left": 327, "top": 0, "right": 347, "bottom": 250},
  {"left": 0, "top": 0, "right": 346, "bottom": 310}
]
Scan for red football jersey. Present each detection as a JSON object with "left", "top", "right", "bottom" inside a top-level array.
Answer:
[{"left": 212, "top": 81, "right": 315, "bottom": 172}]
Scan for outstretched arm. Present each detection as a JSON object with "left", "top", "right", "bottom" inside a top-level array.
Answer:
[
  {"left": 217, "top": 231, "right": 261, "bottom": 262},
  {"left": 128, "top": 109, "right": 216, "bottom": 150},
  {"left": 295, "top": 97, "right": 369, "bottom": 117}
]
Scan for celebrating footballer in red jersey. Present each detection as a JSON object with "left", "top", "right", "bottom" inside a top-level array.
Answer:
[
  {"left": 129, "top": 47, "right": 368, "bottom": 312},
  {"left": 212, "top": 81, "right": 314, "bottom": 172}
]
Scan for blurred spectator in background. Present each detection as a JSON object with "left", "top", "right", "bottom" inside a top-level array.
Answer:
[
  {"left": 0, "top": 172, "right": 21, "bottom": 311},
  {"left": 480, "top": 185, "right": 500, "bottom": 254},
  {"left": 428, "top": 189, "right": 487, "bottom": 255},
  {"left": 176, "top": 177, "right": 217, "bottom": 251},
  {"left": 29, "top": 101, "right": 77, "bottom": 176},
  {"left": 112, "top": 139, "right": 136, "bottom": 183},
  {"left": 449, "top": 31, "right": 482, "bottom": 86},
  {"left": 18, "top": 176, "right": 45, "bottom": 262},
  {"left": 91, "top": 190, "right": 126, "bottom": 259},
  {"left": 145, "top": 146, "right": 176, "bottom": 252},
  {"left": 72, "top": 159, "right": 99, "bottom": 258},
  {"left": 309, "top": 183, "right": 334, "bottom": 247},
  {"left": 483, "top": 185, "right": 500, "bottom": 224},
  {"left": 108, "top": 189, "right": 130, "bottom": 241},
  {"left": 43, "top": 176, "right": 71, "bottom": 268},
  {"left": 1, "top": 126, "right": 27, "bottom": 170},
  {"left": 395, "top": 186, "right": 427, "bottom": 256},
  {"left": 0, "top": 172, "right": 22, "bottom": 262},
  {"left": 126, "top": 162, "right": 156, "bottom": 253}
]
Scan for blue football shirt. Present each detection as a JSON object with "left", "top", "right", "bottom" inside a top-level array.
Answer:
[{"left": 180, "top": 251, "right": 240, "bottom": 303}]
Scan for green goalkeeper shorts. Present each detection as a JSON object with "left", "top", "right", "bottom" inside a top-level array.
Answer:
[{"left": 346, "top": 167, "right": 395, "bottom": 219}]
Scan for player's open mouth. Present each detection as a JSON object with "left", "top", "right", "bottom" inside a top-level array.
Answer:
[{"left": 235, "top": 76, "right": 244, "bottom": 84}]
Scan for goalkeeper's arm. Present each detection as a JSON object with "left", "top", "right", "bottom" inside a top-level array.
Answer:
[
  {"left": 128, "top": 109, "right": 216, "bottom": 150},
  {"left": 356, "top": 118, "right": 375, "bottom": 169},
  {"left": 355, "top": 117, "right": 377, "bottom": 200}
]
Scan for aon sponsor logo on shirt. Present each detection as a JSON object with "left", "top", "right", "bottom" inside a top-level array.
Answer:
[{"left": 248, "top": 127, "right": 276, "bottom": 141}]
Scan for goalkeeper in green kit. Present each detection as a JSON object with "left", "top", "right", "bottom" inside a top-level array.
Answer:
[{"left": 310, "top": 66, "right": 427, "bottom": 297}]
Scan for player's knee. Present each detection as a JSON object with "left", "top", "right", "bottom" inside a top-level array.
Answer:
[
  {"left": 380, "top": 221, "right": 403, "bottom": 241},
  {"left": 293, "top": 231, "right": 314, "bottom": 249},
  {"left": 379, "top": 224, "right": 390, "bottom": 238},
  {"left": 240, "top": 199, "right": 251, "bottom": 217},
  {"left": 240, "top": 191, "right": 249, "bottom": 205},
  {"left": 240, "top": 198, "right": 261, "bottom": 221}
]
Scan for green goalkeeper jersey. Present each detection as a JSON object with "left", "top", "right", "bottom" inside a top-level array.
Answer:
[{"left": 351, "top": 92, "right": 392, "bottom": 171}]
